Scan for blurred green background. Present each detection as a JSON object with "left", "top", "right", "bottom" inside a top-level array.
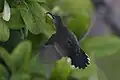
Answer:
[{"left": 0, "top": 0, "right": 120, "bottom": 80}]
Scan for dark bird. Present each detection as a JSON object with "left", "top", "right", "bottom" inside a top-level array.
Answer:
[{"left": 40, "top": 12, "right": 90, "bottom": 69}]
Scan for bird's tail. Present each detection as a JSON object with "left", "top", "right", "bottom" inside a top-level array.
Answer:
[{"left": 70, "top": 49, "right": 90, "bottom": 69}]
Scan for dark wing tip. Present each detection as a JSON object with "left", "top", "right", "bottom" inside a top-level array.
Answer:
[{"left": 70, "top": 49, "right": 90, "bottom": 69}]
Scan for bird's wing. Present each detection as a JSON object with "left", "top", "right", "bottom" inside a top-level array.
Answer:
[
  {"left": 39, "top": 43, "right": 67, "bottom": 64},
  {"left": 45, "top": 34, "right": 55, "bottom": 45}
]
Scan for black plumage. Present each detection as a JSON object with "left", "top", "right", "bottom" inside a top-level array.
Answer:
[{"left": 42, "top": 12, "right": 90, "bottom": 69}]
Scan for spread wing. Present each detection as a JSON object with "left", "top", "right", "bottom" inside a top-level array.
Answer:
[
  {"left": 39, "top": 43, "right": 67, "bottom": 64},
  {"left": 45, "top": 34, "right": 56, "bottom": 45}
]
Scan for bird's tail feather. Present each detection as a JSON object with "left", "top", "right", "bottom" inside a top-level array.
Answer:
[{"left": 70, "top": 49, "right": 90, "bottom": 69}]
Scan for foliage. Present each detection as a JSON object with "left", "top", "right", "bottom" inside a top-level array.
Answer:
[{"left": 0, "top": 0, "right": 120, "bottom": 80}]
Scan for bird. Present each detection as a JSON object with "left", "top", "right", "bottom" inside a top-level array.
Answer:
[{"left": 40, "top": 12, "right": 90, "bottom": 69}]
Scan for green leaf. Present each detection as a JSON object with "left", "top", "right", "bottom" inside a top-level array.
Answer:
[
  {"left": 95, "top": 52, "right": 120, "bottom": 80},
  {"left": 0, "top": 77, "right": 5, "bottom": 80},
  {"left": 50, "top": 57, "right": 72, "bottom": 80},
  {"left": 27, "top": 33, "right": 47, "bottom": 53},
  {"left": 6, "top": 0, "right": 15, "bottom": 7},
  {"left": 88, "top": 73, "right": 99, "bottom": 80},
  {"left": 32, "top": 77, "right": 46, "bottom": 80},
  {"left": 2, "top": 0, "right": 11, "bottom": 21},
  {"left": 18, "top": 3, "right": 36, "bottom": 34},
  {"left": 0, "top": 47, "right": 13, "bottom": 72},
  {"left": 0, "top": 64, "right": 9, "bottom": 80},
  {"left": 18, "top": 2, "right": 49, "bottom": 35},
  {"left": 28, "top": 2, "right": 53, "bottom": 35},
  {"left": 97, "top": 68, "right": 107, "bottom": 80},
  {"left": 10, "top": 40, "right": 32, "bottom": 71},
  {"left": 7, "top": 8, "right": 24, "bottom": 29},
  {"left": 0, "top": 19, "right": 10, "bottom": 42},
  {"left": 37, "top": 0, "right": 46, "bottom": 3},
  {"left": 25, "top": 0, "right": 46, "bottom": 3},
  {"left": 83, "top": 36, "right": 120, "bottom": 57},
  {"left": 18, "top": 2, "right": 55, "bottom": 36},
  {"left": 28, "top": 54, "right": 45, "bottom": 75},
  {"left": 0, "top": 0, "right": 4, "bottom": 12},
  {"left": 71, "top": 64, "right": 97, "bottom": 79},
  {"left": 10, "top": 72, "right": 31, "bottom": 80},
  {"left": 58, "top": 0, "right": 92, "bottom": 38},
  {"left": 68, "top": 16, "right": 89, "bottom": 39}
]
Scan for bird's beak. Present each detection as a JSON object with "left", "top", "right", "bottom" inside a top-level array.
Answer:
[
  {"left": 46, "top": 12, "right": 57, "bottom": 25},
  {"left": 46, "top": 12, "right": 55, "bottom": 19}
]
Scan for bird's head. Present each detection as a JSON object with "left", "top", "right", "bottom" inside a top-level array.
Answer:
[{"left": 46, "top": 12, "right": 63, "bottom": 27}]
